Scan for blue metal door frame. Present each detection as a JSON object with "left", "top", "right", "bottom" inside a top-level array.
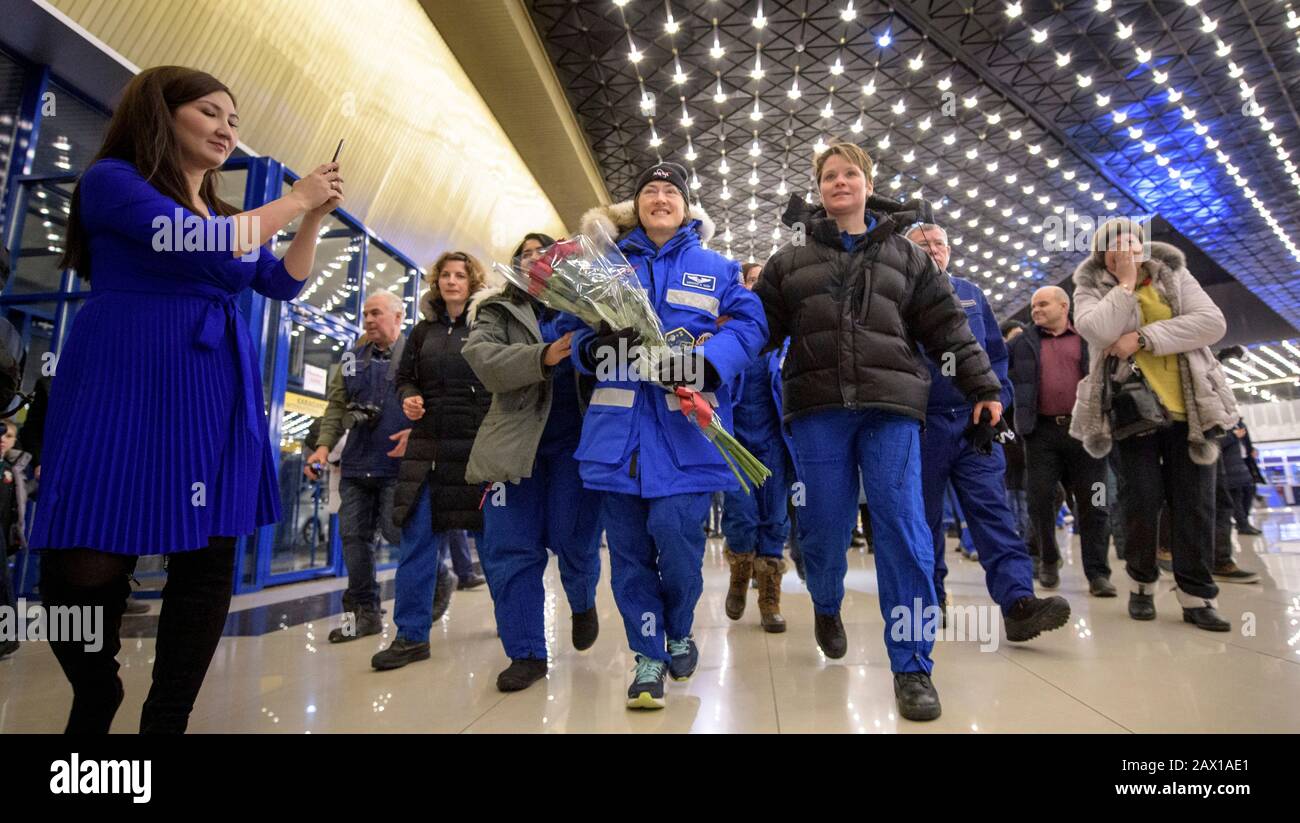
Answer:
[{"left": 3, "top": 134, "right": 426, "bottom": 598}]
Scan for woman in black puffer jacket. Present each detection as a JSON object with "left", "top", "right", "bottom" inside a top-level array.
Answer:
[
  {"left": 371, "top": 250, "right": 492, "bottom": 671},
  {"left": 755, "top": 141, "right": 1002, "bottom": 723}
]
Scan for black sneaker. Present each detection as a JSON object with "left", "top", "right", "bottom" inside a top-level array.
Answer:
[
  {"left": 572, "top": 607, "right": 599, "bottom": 651},
  {"left": 496, "top": 658, "right": 548, "bottom": 692},
  {"left": 893, "top": 672, "right": 942, "bottom": 722},
  {"left": 1004, "top": 596, "right": 1071, "bottom": 642},
  {"left": 123, "top": 598, "right": 151, "bottom": 615},
  {"left": 850, "top": 529, "right": 867, "bottom": 548},
  {"left": 814, "top": 612, "right": 847, "bottom": 659},
  {"left": 431, "top": 569, "right": 457, "bottom": 622},
  {"left": 627, "top": 656, "right": 668, "bottom": 709},
  {"left": 329, "top": 609, "right": 383, "bottom": 643},
  {"left": 457, "top": 572, "right": 487, "bottom": 591},
  {"left": 1236, "top": 524, "right": 1263, "bottom": 536},
  {"left": 0, "top": 639, "right": 18, "bottom": 660},
  {"left": 667, "top": 636, "right": 699, "bottom": 681},
  {"left": 370, "top": 637, "right": 431, "bottom": 671}
]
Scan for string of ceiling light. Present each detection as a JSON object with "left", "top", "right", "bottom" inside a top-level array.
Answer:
[{"left": 1003, "top": 0, "right": 1300, "bottom": 266}]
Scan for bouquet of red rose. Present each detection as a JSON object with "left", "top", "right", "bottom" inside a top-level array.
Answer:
[{"left": 492, "top": 231, "right": 771, "bottom": 493}]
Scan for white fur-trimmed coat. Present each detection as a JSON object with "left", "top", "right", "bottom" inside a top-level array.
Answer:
[
  {"left": 578, "top": 199, "right": 716, "bottom": 245},
  {"left": 1068, "top": 241, "right": 1238, "bottom": 464}
]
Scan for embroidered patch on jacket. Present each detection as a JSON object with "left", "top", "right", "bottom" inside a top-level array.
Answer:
[
  {"left": 959, "top": 298, "right": 978, "bottom": 308},
  {"left": 664, "top": 326, "right": 697, "bottom": 353},
  {"left": 681, "top": 273, "right": 717, "bottom": 292}
]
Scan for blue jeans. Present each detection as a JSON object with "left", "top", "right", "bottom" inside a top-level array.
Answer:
[
  {"left": 445, "top": 530, "right": 476, "bottom": 578},
  {"left": 602, "top": 491, "right": 711, "bottom": 662},
  {"left": 480, "top": 451, "right": 602, "bottom": 660},
  {"left": 721, "top": 437, "right": 790, "bottom": 557},
  {"left": 789, "top": 408, "right": 935, "bottom": 674},
  {"left": 338, "top": 475, "right": 398, "bottom": 613},
  {"left": 393, "top": 481, "right": 449, "bottom": 643}
]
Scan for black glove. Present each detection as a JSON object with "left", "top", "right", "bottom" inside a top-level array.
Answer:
[
  {"left": 579, "top": 321, "right": 642, "bottom": 373},
  {"left": 963, "top": 407, "right": 1014, "bottom": 456},
  {"left": 657, "top": 350, "right": 721, "bottom": 391}
]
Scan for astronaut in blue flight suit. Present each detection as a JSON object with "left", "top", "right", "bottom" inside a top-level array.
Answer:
[
  {"left": 720, "top": 263, "right": 794, "bottom": 633},
  {"left": 570, "top": 162, "right": 767, "bottom": 709},
  {"left": 906, "top": 223, "right": 1071, "bottom": 642}
]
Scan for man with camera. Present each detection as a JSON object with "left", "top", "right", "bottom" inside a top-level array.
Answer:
[{"left": 306, "top": 291, "right": 419, "bottom": 643}]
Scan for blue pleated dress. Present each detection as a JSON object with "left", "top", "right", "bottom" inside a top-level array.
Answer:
[{"left": 28, "top": 158, "right": 305, "bottom": 555}]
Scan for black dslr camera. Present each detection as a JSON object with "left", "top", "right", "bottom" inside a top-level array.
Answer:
[{"left": 341, "top": 401, "right": 382, "bottom": 431}]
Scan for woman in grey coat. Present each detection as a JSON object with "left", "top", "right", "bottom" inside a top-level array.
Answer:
[
  {"left": 462, "top": 233, "right": 602, "bottom": 693},
  {"left": 1070, "top": 218, "right": 1238, "bottom": 631}
]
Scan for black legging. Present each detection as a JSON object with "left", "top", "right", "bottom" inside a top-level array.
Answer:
[{"left": 40, "top": 538, "right": 236, "bottom": 734}]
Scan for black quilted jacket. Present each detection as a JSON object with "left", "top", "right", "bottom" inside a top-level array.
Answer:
[{"left": 755, "top": 194, "right": 1002, "bottom": 423}]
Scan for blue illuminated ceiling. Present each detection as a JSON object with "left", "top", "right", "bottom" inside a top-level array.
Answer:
[{"left": 527, "top": 0, "right": 1300, "bottom": 326}]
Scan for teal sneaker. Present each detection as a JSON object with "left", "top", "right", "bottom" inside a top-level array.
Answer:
[
  {"left": 667, "top": 636, "right": 699, "bottom": 681},
  {"left": 626, "top": 655, "right": 668, "bottom": 709}
]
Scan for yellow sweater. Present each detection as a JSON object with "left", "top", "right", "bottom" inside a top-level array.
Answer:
[{"left": 1133, "top": 283, "right": 1186, "bottom": 420}]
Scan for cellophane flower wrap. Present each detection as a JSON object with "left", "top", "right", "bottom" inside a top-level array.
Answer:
[{"left": 491, "top": 230, "right": 771, "bottom": 494}]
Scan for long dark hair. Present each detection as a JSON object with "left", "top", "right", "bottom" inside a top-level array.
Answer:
[
  {"left": 61, "top": 66, "right": 241, "bottom": 280},
  {"left": 506, "top": 232, "right": 556, "bottom": 304}
]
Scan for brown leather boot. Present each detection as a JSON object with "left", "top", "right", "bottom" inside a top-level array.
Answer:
[
  {"left": 724, "top": 548, "right": 754, "bottom": 620},
  {"left": 753, "top": 555, "right": 788, "bottom": 633}
]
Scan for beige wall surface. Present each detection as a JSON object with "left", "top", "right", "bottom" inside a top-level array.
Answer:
[{"left": 49, "top": 0, "right": 567, "bottom": 269}]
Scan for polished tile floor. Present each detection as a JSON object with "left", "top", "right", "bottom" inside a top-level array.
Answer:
[{"left": 3, "top": 515, "right": 1299, "bottom": 733}]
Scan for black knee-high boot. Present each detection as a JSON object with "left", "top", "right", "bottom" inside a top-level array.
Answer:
[
  {"left": 40, "top": 549, "right": 135, "bottom": 734},
  {"left": 139, "top": 537, "right": 236, "bottom": 734}
]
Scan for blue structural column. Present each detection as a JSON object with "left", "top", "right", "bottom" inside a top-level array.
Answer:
[
  {"left": 4, "top": 64, "right": 51, "bottom": 598},
  {"left": 235, "top": 156, "right": 289, "bottom": 594}
]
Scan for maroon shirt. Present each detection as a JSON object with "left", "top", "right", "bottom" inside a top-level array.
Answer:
[{"left": 1037, "top": 324, "right": 1084, "bottom": 416}]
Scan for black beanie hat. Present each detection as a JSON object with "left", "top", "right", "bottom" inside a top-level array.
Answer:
[{"left": 634, "top": 162, "right": 689, "bottom": 200}]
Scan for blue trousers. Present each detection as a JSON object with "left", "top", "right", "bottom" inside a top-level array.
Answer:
[
  {"left": 943, "top": 486, "right": 976, "bottom": 554},
  {"left": 393, "top": 481, "right": 449, "bottom": 643},
  {"left": 480, "top": 452, "right": 602, "bottom": 661},
  {"left": 601, "top": 491, "right": 711, "bottom": 662},
  {"left": 789, "top": 409, "right": 935, "bottom": 674},
  {"left": 1005, "top": 488, "right": 1030, "bottom": 543},
  {"left": 721, "top": 437, "right": 789, "bottom": 557},
  {"left": 921, "top": 411, "right": 1035, "bottom": 614},
  {"left": 445, "top": 529, "right": 476, "bottom": 578}
]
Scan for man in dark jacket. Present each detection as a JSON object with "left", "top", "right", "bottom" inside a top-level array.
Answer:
[
  {"left": 1006, "top": 286, "right": 1114, "bottom": 595},
  {"left": 305, "top": 292, "right": 447, "bottom": 643},
  {"left": 908, "top": 223, "right": 1070, "bottom": 643},
  {"left": 1221, "top": 422, "right": 1262, "bottom": 535},
  {"left": 755, "top": 141, "right": 1003, "bottom": 722}
]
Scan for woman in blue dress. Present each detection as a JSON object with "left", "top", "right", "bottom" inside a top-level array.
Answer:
[{"left": 30, "top": 66, "right": 344, "bottom": 733}]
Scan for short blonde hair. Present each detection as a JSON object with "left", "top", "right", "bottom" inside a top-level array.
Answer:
[{"left": 814, "top": 140, "right": 874, "bottom": 184}]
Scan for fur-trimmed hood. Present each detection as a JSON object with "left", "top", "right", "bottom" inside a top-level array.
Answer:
[
  {"left": 466, "top": 284, "right": 510, "bottom": 326},
  {"left": 1066, "top": 239, "right": 1237, "bottom": 465},
  {"left": 578, "top": 200, "right": 716, "bottom": 245},
  {"left": 1072, "top": 240, "right": 1186, "bottom": 292}
]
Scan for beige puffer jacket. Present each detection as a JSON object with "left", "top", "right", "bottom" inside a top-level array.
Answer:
[{"left": 1068, "top": 241, "right": 1238, "bottom": 465}]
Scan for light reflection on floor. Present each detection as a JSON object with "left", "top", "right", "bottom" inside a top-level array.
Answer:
[{"left": 3, "top": 512, "right": 1299, "bottom": 733}]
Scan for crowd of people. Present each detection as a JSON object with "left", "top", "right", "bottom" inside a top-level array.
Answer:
[{"left": 6, "top": 65, "right": 1268, "bottom": 732}]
